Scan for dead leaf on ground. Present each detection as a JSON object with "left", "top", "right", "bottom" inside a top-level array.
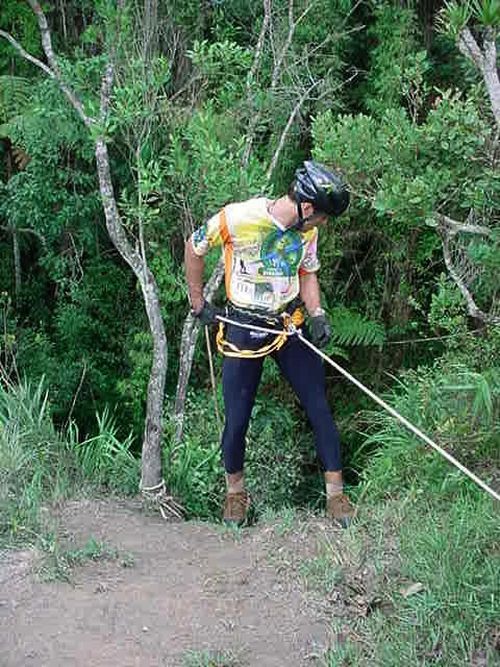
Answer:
[{"left": 400, "top": 581, "right": 425, "bottom": 598}]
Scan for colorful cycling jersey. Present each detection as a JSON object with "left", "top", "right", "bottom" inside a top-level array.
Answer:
[{"left": 190, "top": 197, "right": 320, "bottom": 313}]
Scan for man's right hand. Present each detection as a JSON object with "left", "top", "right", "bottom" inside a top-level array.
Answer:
[{"left": 193, "top": 300, "right": 223, "bottom": 326}]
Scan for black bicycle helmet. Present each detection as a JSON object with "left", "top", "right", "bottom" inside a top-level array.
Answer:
[{"left": 294, "top": 161, "right": 349, "bottom": 223}]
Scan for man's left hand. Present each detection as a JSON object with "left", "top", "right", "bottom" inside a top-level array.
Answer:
[{"left": 310, "top": 313, "right": 331, "bottom": 349}]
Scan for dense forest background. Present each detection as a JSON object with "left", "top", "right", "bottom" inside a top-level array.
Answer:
[{"left": 0, "top": 1, "right": 499, "bottom": 661}]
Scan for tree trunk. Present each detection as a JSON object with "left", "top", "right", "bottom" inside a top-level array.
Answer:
[
  {"left": 95, "top": 136, "right": 166, "bottom": 488},
  {"left": 174, "top": 258, "right": 224, "bottom": 441},
  {"left": 138, "top": 265, "right": 167, "bottom": 488},
  {"left": 12, "top": 227, "right": 21, "bottom": 302},
  {"left": 143, "top": 0, "right": 159, "bottom": 66}
]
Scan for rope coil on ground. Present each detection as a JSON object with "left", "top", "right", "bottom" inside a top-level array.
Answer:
[{"left": 215, "top": 314, "right": 500, "bottom": 504}]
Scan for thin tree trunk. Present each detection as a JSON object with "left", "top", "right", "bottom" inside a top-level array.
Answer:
[
  {"left": 173, "top": 258, "right": 224, "bottom": 441},
  {"left": 95, "top": 133, "right": 167, "bottom": 489},
  {"left": 12, "top": 227, "right": 21, "bottom": 302},
  {"left": 458, "top": 27, "right": 500, "bottom": 130},
  {"left": 139, "top": 266, "right": 167, "bottom": 488},
  {"left": 143, "top": 0, "right": 159, "bottom": 66}
]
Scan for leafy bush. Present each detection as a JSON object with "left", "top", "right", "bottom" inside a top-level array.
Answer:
[
  {"left": 358, "top": 357, "right": 499, "bottom": 501},
  {"left": 163, "top": 397, "right": 225, "bottom": 520}
]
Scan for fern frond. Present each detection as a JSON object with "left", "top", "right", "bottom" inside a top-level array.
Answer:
[
  {"left": 0, "top": 75, "right": 32, "bottom": 123},
  {"left": 328, "top": 306, "right": 386, "bottom": 347}
]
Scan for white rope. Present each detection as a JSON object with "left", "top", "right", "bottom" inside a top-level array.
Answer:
[
  {"left": 215, "top": 315, "right": 500, "bottom": 503},
  {"left": 217, "top": 314, "right": 297, "bottom": 336}
]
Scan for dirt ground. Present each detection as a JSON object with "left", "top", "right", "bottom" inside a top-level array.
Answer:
[{"left": 0, "top": 499, "right": 368, "bottom": 667}]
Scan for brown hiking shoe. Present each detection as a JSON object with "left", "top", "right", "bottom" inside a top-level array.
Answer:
[
  {"left": 223, "top": 491, "right": 250, "bottom": 526},
  {"left": 326, "top": 493, "right": 356, "bottom": 529}
]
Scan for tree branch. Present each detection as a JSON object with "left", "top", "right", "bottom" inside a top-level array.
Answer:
[
  {"left": 270, "top": 0, "right": 316, "bottom": 91},
  {"left": 436, "top": 214, "right": 493, "bottom": 238},
  {"left": 241, "top": 0, "right": 272, "bottom": 168},
  {"left": 173, "top": 258, "right": 225, "bottom": 442},
  {"left": 0, "top": 29, "right": 54, "bottom": 78},
  {"left": 457, "top": 26, "right": 484, "bottom": 69},
  {"left": 25, "top": 0, "right": 93, "bottom": 127},
  {"left": 265, "top": 80, "right": 320, "bottom": 184},
  {"left": 265, "top": 70, "right": 358, "bottom": 184},
  {"left": 100, "top": 61, "right": 115, "bottom": 123},
  {"left": 458, "top": 26, "right": 500, "bottom": 129},
  {"left": 440, "top": 229, "right": 499, "bottom": 324}
]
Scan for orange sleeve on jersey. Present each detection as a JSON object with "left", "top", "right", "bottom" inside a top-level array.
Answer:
[{"left": 220, "top": 207, "right": 233, "bottom": 300}]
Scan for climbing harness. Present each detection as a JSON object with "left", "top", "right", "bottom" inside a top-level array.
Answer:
[
  {"left": 212, "top": 313, "right": 500, "bottom": 503},
  {"left": 215, "top": 304, "right": 304, "bottom": 359}
]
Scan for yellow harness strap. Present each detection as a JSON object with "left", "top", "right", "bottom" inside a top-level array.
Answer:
[{"left": 216, "top": 308, "right": 305, "bottom": 359}]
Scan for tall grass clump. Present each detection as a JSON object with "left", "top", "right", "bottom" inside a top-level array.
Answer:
[
  {"left": 70, "top": 407, "right": 140, "bottom": 495},
  {"left": 0, "top": 378, "right": 76, "bottom": 544},
  {"left": 357, "top": 360, "right": 499, "bottom": 500},
  {"left": 0, "top": 379, "right": 140, "bottom": 547}
]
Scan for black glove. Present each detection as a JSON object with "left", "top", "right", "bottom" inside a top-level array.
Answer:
[
  {"left": 310, "top": 313, "right": 331, "bottom": 349},
  {"left": 193, "top": 300, "right": 223, "bottom": 326}
]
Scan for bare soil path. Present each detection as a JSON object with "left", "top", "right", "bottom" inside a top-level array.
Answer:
[{"left": 0, "top": 499, "right": 360, "bottom": 667}]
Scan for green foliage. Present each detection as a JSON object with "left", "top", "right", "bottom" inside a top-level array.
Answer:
[
  {"left": 70, "top": 408, "right": 139, "bottom": 494},
  {"left": 438, "top": 0, "right": 500, "bottom": 36},
  {"left": 116, "top": 331, "right": 152, "bottom": 437},
  {"left": 0, "top": 1, "right": 42, "bottom": 72},
  {"left": 364, "top": 4, "right": 430, "bottom": 117},
  {"left": 0, "top": 377, "right": 140, "bottom": 546},
  {"left": 0, "top": 378, "right": 75, "bottom": 544},
  {"left": 187, "top": 39, "right": 252, "bottom": 102},
  {"left": 328, "top": 306, "right": 385, "bottom": 347},
  {"left": 325, "top": 495, "right": 500, "bottom": 665},
  {"left": 428, "top": 275, "right": 468, "bottom": 334},
  {"left": 313, "top": 91, "right": 492, "bottom": 233},
  {"left": 472, "top": 0, "right": 500, "bottom": 25},
  {"left": 358, "top": 342, "right": 499, "bottom": 500},
  {"left": 437, "top": 1, "right": 473, "bottom": 37},
  {"left": 163, "top": 398, "right": 225, "bottom": 520},
  {"left": 164, "top": 104, "right": 268, "bottom": 222},
  {"left": 0, "top": 75, "right": 31, "bottom": 134}
]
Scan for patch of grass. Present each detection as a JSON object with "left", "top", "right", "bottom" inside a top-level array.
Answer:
[
  {"left": 323, "top": 342, "right": 500, "bottom": 665},
  {"left": 38, "top": 534, "right": 134, "bottom": 582},
  {"left": 260, "top": 506, "right": 298, "bottom": 536},
  {"left": 181, "top": 648, "right": 243, "bottom": 667},
  {"left": 0, "top": 379, "right": 76, "bottom": 546},
  {"left": 324, "top": 489, "right": 500, "bottom": 665},
  {"left": 62, "top": 537, "right": 120, "bottom": 566},
  {"left": 300, "top": 553, "right": 343, "bottom": 595},
  {"left": 0, "top": 379, "right": 139, "bottom": 548}
]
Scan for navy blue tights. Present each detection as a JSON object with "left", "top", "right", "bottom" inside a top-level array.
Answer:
[{"left": 221, "top": 323, "right": 342, "bottom": 474}]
